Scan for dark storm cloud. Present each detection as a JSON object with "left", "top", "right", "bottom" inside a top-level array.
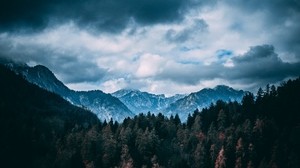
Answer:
[
  {"left": 227, "top": 0, "right": 300, "bottom": 19},
  {"left": 229, "top": 45, "right": 300, "bottom": 82},
  {"left": 0, "top": 0, "right": 204, "bottom": 33},
  {"left": 157, "top": 45, "right": 300, "bottom": 87},
  {"left": 0, "top": 38, "right": 106, "bottom": 83}
]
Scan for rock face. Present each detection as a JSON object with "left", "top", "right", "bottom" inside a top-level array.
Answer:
[
  {"left": 165, "top": 85, "right": 246, "bottom": 121},
  {"left": 4, "top": 61, "right": 133, "bottom": 122},
  {"left": 112, "top": 89, "right": 185, "bottom": 114},
  {"left": 113, "top": 86, "right": 245, "bottom": 121}
]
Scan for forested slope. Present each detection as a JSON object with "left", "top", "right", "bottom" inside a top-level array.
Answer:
[{"left": 0, "top": 65, "right": 99, "bottom": 167}]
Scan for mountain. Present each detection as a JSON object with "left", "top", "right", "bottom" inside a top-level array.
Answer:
[
  {"left": 0, "top": 64, "right": 101, "bottom": 167},
  {"left": 113, "top": 86, "right": 245, "bottom": 121},
  {"left": 112, "top": 89, "right": 185, "bottom": 114},
  {"left": 2, "top": 60, "right": 133, "bottom": 122},
  {"left": 70, "top": 90, "right": 133, "bottom": 122},
  {"left": 0, "top": 58, "right": 246, "bottom": 122},
  {"left": 0, "top": 63, "right": 99, "bottom": 124},
  {"left": 165, "top": 85, "right": 246, "bottom": 121},
  {"left": 8, "top": 63, "right": 71, "bottom": 96}
]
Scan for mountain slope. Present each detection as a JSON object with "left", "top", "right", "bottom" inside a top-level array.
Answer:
[
  {"left": 11, "top": 63, "right": 71, "bottom": 96},
  {"left": 2, "top": 60, "right": 133, "bottom": 122},
  {"left": 0, "top": 64, "right": 100, "bottom": 167},
  {"left": 0, "top": 64, "right": 99, "bottom": 125},
  {"left": 112, "top": 89, "right": 185, "bottom": 114},
  {"left": 71, "top": 90, "right": 133, "bottom": 122},
  {"left": 166, "top": 85, "right": 246, "bottom": 121}
]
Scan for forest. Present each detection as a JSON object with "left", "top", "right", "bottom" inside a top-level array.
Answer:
[{"left": 0, "top": 64, "right": 300, "bottom": 168}]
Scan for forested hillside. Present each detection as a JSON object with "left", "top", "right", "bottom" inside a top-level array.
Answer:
[
  {"left": 68, "top": 77, "right": 299, "bottom": 168},
  {"left": 1, "top": 64, "right": 299, "bottom": 167},
  {"left": 0, "top": 65, "right": 99, "bottom": 167}
]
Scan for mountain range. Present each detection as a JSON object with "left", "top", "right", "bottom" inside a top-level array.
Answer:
[
  {"left": 1, "top": 59, "right": 246, "bottom": 122},
  {"left": 2, "top": 60, "right": 133, "bottom": 122},
  {"left": 112, "top": 89, "right": 186, "bottom": 114},
  {"left": 165, "top": 85, "right": 245, "bottom": 120}
]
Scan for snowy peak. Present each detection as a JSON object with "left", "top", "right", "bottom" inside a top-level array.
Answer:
[
  {"left": 112, "top": 89, "right": 139, "bottom": 98},
  {"left": 112, "top": 89, "right": 184, "bottom": 114},
  {"left": 194, "top": 85, "right": 244, "bottom": 99},
  {"left": 166, "top": 86, "right": 246, "bottom": 121},
  {"left": 71, "top": 90, "right": 134, "bottom": 122},
  {"left": 113, "top": 85, "right": 245, "bottom": 122}
]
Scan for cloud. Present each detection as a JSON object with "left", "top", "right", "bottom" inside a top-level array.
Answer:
[
  {"left": 1, "top": 0, "right": 300, "bottom": 95},
  {"left": 0, "top": 0, "right": 205, "bottom": 33},
  {"left": 135, "top": 53, "right": 166, "bottom": 78},
  {"left": 0, "top": 27, "right": 107, "bottom": 84},
  {"left": 229, "top": 45, "right": 300, "bottom": 83},
  {"left": 221, "top": 0, "right": 300, "bottom": 61},
  {"left": 153, "top": 45, "right": 300, "bottom": 91},
  {"left": 165, "top": 19, "right": 208, "bottom": 43}
]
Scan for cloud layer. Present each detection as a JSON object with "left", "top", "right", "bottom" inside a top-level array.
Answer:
[
  {"left": 0, "top": 0, "right": 299, "bottom": 95},
  {"left": 0, "top": 0, "right": 204, "bottom": 33}
]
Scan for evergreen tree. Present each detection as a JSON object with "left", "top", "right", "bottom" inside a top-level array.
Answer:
[{"left": 215, "top": 146, "right": 226, "bottom": 168}]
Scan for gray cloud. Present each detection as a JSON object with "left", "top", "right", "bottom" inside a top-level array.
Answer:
[
  {"left": 46, "top": 55, "right": 106, "bottom": 84},
  {"left": 0, "top": 37, "right": 106, "bottom": 84},
  {"left": 227, "top": 0, "right": 300, "bottom": 20},
  {"left": 0, "top": 0, "right": 204, "bottom": 33},
  {"left": 226, "top": 0, "right": 300, "bottom": 60},
  {"left": 165, "top": 19, "right": 208, "bottom": 43},
  {"left": 229, "top": 45, "right": 300, "bottom": 82},
  {"left": 157, "top": 63, "right": 218, "bottom": 85},
  {"left": 156, "top": 45, "right": 300, "bottom": 89},
  {"left": 1, "top": 0, "right": 300, "bottom": 94}
]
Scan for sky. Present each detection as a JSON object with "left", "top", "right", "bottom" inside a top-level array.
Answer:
[{"left": 0, "top": 0, "right": 300, "bottom": 96}]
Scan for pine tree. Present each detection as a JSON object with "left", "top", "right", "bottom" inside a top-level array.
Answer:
[
  {"left": 120, "top": 144, "right": 134, "bottom": 168},
  {"left": 217, "top": 109, "right": 227, "bottom": 132},
  {"left": 235, "top": 138, "right": 243, "bottom": 168},
  {"left": 215, "top": 146, "right": 226, "bottom": 168}
]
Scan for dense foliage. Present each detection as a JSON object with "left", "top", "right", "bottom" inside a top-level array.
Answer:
[{"left": 1, "top": 65, "right": 299, "bottom": 168}]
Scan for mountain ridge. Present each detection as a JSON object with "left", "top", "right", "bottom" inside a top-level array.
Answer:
[
  {"left": 113, "top": 85, "right": 246, "bottom": 121},
  {"left": 1, "top": 58, "right": 246, "bottom": 122},
  {"left": 1, "top": 59, "right": 134, "bottom": 122},
  {"left": 112, "top": 89, "right": 186, "bottom": 115},
  {"left": 165, "top": 85, "right": 245, "bottom": 120}
]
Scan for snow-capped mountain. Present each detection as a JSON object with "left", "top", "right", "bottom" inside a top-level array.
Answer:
[
  {"left": 165, "top": 85, "right": 246, "bottom": 121},
  {"left": 113, "top": 86, "right": 245, "bottom": 121},
  {"left": 1, "top": 58, "right": 247, "bottom": 123},
  {"left": 69, "top": 90, "right": 133, "bottom": 122},
  {"left": 3, "top": 60, "right": 133, "bottom": 122},
  {"left": 112, "top": 89, "right": 185, "bottom": 114}
]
